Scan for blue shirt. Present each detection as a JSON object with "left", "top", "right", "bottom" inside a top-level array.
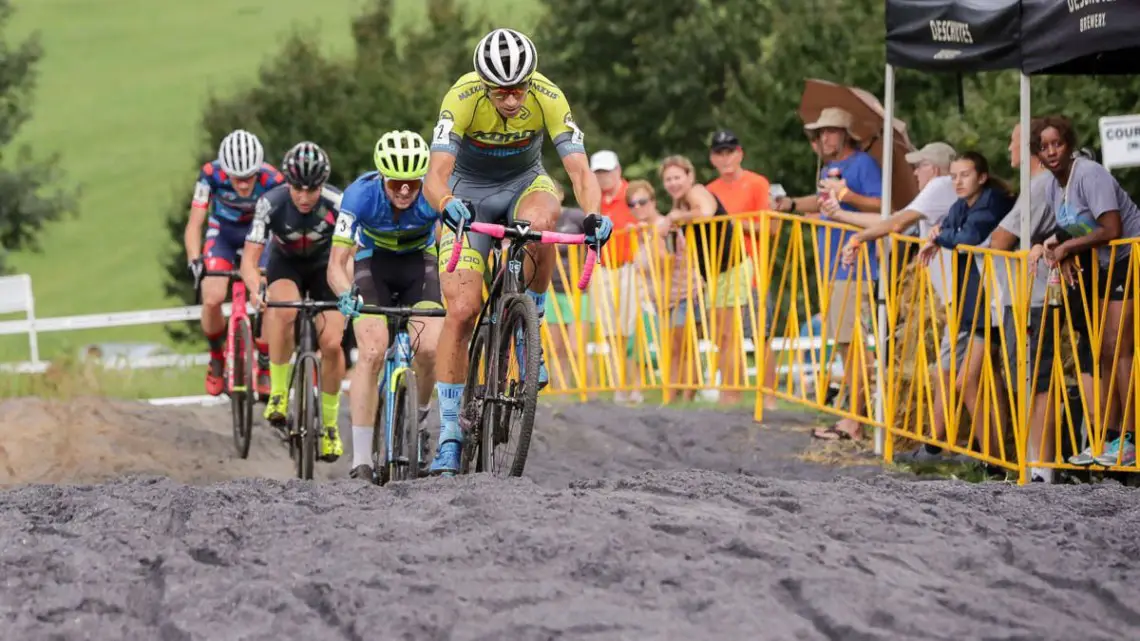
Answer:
[
  {"left": 936, "top": 186, "right": 1015, "bottom": 331},
  {"left": 817, "top": 150, "right": 883, "bottom": 281},
  {"left": 191, "top": 161, "right": 285, "bottom": 225},
  {"left": 333, "top": 171, "right": 440, "bottom": 258}
]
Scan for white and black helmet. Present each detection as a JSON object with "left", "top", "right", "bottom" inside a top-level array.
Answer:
[
  {"left": 218, "top": 129, "right": 264, "bottom": 178},
  {"left": 282, "top": 141, "right": 331, "bottom": 188},
  {"left": 473, "top": 28, "right": 538, "bottom": 87}
]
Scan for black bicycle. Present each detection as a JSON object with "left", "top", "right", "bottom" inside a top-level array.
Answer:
[
  {"left": 264, "top": 294, "right": 341, "bottom": 480},
  {"left": 445, "top": 216, "right": 598, "bottom": 477},
  {"left": 355, "top": 301, "right": 447, "bottom": 485}
]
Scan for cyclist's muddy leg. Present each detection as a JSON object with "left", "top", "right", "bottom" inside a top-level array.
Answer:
[
  {"left": 349, "top": 316, "right": 387, "bottom": 469},
  {"left": 317, "top": 310, "right": 347, "bottom": 394},
  {"left": 514, "top": 189, "right": 560, "bottom": 291},
  {"left": 200, "top": 275, "right": 229, "bottom": 339},
  {"left": 413, "top": 315, "right": 443, "bottom": 404},
  {"left": 317, "top": 309, "right": 347, "bottom": 432},
  {"left": 264, "top": 280, "right": 299, "bottom": 405}
]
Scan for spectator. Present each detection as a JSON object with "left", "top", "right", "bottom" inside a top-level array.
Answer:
[
  {"left": 706, "top": 129, "right": 778, "bottom": 409},
  {"left": 775, "top": 107, "right": 884, "bottom": 441},
  {"left": 837, "top": 141, "right": 960, "bottom": 460},
  {"left": 661, "top": 154, "right": 746, "bottom": 405},
  {"left": 1033, "top": 115, "right": 1140, "bottom": 467},
  {"left": 917, "top": 151, "right": 1015, "bottom": 457},
  {"left": 543, "top": 180, "right": 588, "bottom": 390},
  {"left": 589, "top": 150, "right": 642, "bottom": 404},
  {"left": 968, "top": 120, "right": 1058, "bottom": 480}
]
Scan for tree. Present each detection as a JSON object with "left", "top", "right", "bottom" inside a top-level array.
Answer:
[
  {"left": 161, "top": 0, "right": 491, "bottom": 342},
  {"left": 0, "top": 1, "right": 76, "bottom": 274}
]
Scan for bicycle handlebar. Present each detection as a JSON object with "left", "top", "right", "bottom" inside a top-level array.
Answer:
[
  {"left": 446, "top": 220, "right": 598, "bottom": 290},
  {"left": 357, "top": 305, "right": 447, "bottom": 318},
  {"left": 265, "top": 300, "right": 341, "bottom": 313}
]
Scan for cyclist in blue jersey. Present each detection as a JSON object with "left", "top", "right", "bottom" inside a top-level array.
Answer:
[
  {"left": 326, "top": 130, "right": 444, "bottom": 482},
  {"left": 184, "top": 129, "right": 284, "bottom": 397}
]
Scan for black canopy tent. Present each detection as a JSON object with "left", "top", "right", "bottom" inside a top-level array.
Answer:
[
  {"left": 883, "top": 0, "right": 1140, "bottom": 251},
  {"left": 869, "top": 0, "right": 1140, "bottom": 458}
]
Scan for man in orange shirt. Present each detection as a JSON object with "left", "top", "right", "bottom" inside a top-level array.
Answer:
[
  {"left": 705, "top": 130, "right": 778, "bottom": 409},
  {"left": 589, "top": 150, "right": 644, "bottom": 403}
]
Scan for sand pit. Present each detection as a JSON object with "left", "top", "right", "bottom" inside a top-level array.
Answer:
[{"left": 0, "top": 397, "right": 1136, "bottom": 640}]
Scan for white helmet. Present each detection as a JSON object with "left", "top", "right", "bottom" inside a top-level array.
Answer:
[
  {"left": 218, "top": 129, "right": 264, "bottom": 178},
  {"left": 374, "top": 130, "right": 430, "bottom": 180},
  {"left": 473, "top": 28, "right": 538, "bottom": 87}
]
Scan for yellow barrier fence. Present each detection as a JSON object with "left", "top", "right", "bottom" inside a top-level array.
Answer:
[{"left": 521, "top": 209, "right": 1140, "bottom": 484}]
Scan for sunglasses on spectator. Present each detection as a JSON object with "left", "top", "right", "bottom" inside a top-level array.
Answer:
[
  {"left": 485, "top": 83, "right": 529, "bottom": 99},
  {"left": 628, "top": 197, "right": 652, "bottom": 208}
]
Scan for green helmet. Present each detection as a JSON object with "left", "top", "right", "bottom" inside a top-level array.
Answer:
[{"left": 374, "top": 130, "right": 430, "bottom": 180}]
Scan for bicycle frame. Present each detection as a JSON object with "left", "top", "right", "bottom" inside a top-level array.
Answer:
[
  {"left": 202, "top": 268, "right": 256, "bottom": 395},
  {"left": 358, "top": 305, "right": 447, "bottom": 470},
  {"left": 447, "top": 219, "right": 598, "bottom": 334}
]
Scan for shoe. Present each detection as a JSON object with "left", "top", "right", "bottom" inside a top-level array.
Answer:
[
  {"left": 205, "top": 357, "right": 225, "bottom": 396},
  {"left": 319, "top": 425, "right": 343, "bottom": 463},
  {"left": 892, "top": 445, "right": 946, "bottom": 463},
  {"left": 1069, "top": 444, "right": 1097, "bottom": 466},
  {"left": 430, "top": 440, "right": 461, "bottom": 477},
  {"left": 263, "top": 394, "right": 287, "bottom": 425},
  {"left": 350, "top": 464, "right": 375, "bottom": 483},
  {"left": 1094, "top": 434, "right": 1136, "bottom": 467}
]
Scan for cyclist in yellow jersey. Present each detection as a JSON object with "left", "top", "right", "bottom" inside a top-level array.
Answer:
[{"left": 425, "top": 28, "right": 613, "bottom": 476}]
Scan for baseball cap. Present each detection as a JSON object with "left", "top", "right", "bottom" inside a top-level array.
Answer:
[
  {"left": 590, "top": 150, "right": 619, "bottom": 172},
  {"left": 905, "top": 142, "right": 956, "bottom": 170},
  {"left": 710, "top": 129, "right": 740, "bottom": 151}
]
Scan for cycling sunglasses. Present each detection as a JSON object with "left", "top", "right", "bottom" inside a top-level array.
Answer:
[
  {"left": 485, "top": 82, "right": 530, "bottom": 99},
  {"left": 383, "top": 178, "right": 423, "bottom": 193}
]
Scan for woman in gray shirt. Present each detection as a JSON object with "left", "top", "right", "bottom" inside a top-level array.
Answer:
[{"left": 1033, "top": 115, "right": 1140, "bottom": 467}]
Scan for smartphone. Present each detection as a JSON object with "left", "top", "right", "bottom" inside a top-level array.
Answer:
[{"left": 769, "top": 183, "right": 787, "bottom": 210}]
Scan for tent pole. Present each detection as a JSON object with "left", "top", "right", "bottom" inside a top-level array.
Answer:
[
  {"left": 874, "top": 64, "right": 896, "bottom": 459},
  {"left": 1018, "top": 71, "right": 1032, "bottom": 485}
]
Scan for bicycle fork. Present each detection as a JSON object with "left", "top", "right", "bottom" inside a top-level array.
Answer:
[{"left": 377, "top": 332, "right": 413, "bottom": 469}]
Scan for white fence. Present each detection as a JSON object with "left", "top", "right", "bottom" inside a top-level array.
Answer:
[{"left": 1, "top": 273, "right": 853, "bottom": 404}]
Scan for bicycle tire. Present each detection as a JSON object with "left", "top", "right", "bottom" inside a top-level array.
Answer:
[
  {"left": 458, "top": 326, "right": 491, "bottom": 476},
  {"left": 298, "top": 355, "right": 321, "bottom": 480},
  {"left": 230, "top": 317, "right": 254, "bottom": 459},
  {"left": 485, "top": 294, "right": 540, "bottom": 477},
  {"left": 393, "top": 368, "right": 419, "bottom": 482}
]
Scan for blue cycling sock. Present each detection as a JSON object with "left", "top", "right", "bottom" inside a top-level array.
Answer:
[
  {"left": 526, "top": 289, "right": 546, "bottom": 322},
  {"left": 436, "top": 382, "right": 464, "bottom": 444}
]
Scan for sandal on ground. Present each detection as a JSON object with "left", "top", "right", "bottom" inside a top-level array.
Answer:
[{"left": 811, "top": 423, "right": 859, "bottom": 441}]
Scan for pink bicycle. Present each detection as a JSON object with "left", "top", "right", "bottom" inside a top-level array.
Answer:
[{"left": 446, "top": 216, "right": 598, "bottom": 477}]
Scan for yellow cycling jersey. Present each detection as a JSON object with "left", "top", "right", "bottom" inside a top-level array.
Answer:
[{"left": 430, "top": 71, "right": 586, "bottom": 181}]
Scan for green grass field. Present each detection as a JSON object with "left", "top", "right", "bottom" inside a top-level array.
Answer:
[{"left": 2, "top": 0, "right": 536, "bottom": 362}]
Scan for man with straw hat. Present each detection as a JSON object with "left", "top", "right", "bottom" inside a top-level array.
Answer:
[{"left": 774, "top": 107, "right": 884, "bottom": 441}]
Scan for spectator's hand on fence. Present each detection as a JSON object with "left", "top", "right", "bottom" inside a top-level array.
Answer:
[
  {"left": 1028, "top": 243, "right": 1046, "bottom": 267},
  {"left": 918, "top": 241, "right": 940, "bottom": 266},
  {"left": 840, "top": 237, "right": 861, "bottom": 267},
  {"left": 1059, "top": 257, "right": 1082, "bottom": 286},
  {"left": 818, "top": 177, "right": 848, "bottom": 202}
]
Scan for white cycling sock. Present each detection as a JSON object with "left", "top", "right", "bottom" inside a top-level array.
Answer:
[{"left": 352, "top": 425, "right": 373, "bottom": 469}]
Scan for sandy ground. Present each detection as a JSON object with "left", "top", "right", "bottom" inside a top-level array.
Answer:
[{"left": 0, "top": 396, "right": 1137, "bottom": 640}]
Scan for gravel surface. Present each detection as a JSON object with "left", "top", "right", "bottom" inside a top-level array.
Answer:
[{"left": 1, "top": 397, "right": 1136, "bottom": 640}]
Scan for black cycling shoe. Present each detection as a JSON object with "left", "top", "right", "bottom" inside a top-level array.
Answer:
[{"left": 350, "top": 465, "right": 375, "bottom": 484}]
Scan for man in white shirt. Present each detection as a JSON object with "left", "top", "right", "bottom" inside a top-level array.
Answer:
[{"left": 837, "top": 142, "right": 962, "bottom": 462}]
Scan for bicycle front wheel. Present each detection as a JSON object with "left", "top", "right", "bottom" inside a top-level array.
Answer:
[
  {"left": 296, "top": 355, "right": 321, "bottom": 480},
  {"left": 392, "top": 367, "right": 419, "bottom": 483},
  {"left": 459, "top": 326, "right": 491, "bottom": 476},
  {"left": 230, "top": 317, "right": 255, "bottom": 459},
  {"left": 484, "top": 294, "right": 540, "bottom": 477}
]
